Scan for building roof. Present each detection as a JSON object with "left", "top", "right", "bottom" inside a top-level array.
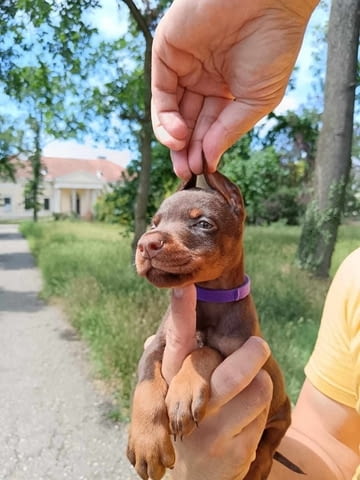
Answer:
[{"left": 15, "top": 156, "right": 124, "bottom": 183}]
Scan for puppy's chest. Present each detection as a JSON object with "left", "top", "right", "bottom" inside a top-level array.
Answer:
[{"left": 195, "top": 306, "right": 256, "bottom": 358}]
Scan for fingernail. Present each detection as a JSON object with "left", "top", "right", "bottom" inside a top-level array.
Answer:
[
  {"left": 249, "top": 336, "right": 271, "bottom": 358},
  {"left": 173, "top": 288, "right": 184, "bottom": 299}
]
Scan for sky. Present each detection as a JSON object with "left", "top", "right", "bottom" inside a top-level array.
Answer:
[{"left": 43, "top": 1, "right": 329, "bottom": 163}]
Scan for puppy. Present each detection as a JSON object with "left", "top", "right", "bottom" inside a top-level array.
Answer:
[{"left": 127, "top": 170, "right": 293, "bottom": 480}]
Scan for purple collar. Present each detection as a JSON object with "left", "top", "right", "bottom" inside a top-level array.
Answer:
[{"left": 196, "top": 275, "right": 251, "bottom": 303}]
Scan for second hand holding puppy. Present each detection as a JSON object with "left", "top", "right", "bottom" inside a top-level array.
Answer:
[{"left": 164, "top": 285, "right": 273, "bottom": 480}]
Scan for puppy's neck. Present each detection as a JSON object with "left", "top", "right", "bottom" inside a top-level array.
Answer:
[{"left": 197, "top": 257, "right": 246, "bottom": 291}]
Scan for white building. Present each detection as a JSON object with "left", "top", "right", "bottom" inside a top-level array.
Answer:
[{"left": 0, "top": 156, "right": 124, "bottom": 220}]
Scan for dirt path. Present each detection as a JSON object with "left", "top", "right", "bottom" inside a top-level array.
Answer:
[{"left": 0, "top": 224, "right": 138, "bottom": 480}]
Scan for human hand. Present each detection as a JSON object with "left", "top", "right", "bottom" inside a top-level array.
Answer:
[
  {"left": 162, "top": 285, "right": 273, "bottom": 480},
  {"left": 151, "top": 0, "right": 319, "bottom": 178}
]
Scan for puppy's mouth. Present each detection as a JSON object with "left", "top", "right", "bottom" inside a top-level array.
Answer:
[{"left": 136, "top": 255, "right": 197, "bottom": 287}]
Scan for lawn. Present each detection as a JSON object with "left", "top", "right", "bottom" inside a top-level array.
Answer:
[{"left": 20, "top": 219, "right": 360, "bottom": 417}]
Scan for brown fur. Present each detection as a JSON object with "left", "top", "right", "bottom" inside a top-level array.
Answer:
[{"left": 127, "top": 171, "right": 291, "bottom": 480}]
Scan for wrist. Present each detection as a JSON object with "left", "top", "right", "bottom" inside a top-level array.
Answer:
[{"left": 279, "top": 0, "right": 320, "bottom": 20}]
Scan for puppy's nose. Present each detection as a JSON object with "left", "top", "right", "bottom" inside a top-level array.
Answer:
[{"left": 137, "top": 233, "right": 164, "bottom": 259}]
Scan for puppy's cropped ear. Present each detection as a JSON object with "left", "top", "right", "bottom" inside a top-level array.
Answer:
[
  {"left": 205, "top": 170, "right": 245, "bottom": 216},
  {"left": 178, "top": 174, "right": 197, "bottom": 191}
]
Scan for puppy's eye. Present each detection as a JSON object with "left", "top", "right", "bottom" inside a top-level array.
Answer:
[
  {"left": 196, "top": 220, "right": 214, "bottom": 230},
  {"left": 150, "top": 215, "right": 160, "bottom": 229}
]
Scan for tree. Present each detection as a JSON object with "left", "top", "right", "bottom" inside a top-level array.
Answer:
[
  {"left": 298, "top": 0, "right": 360, "bottom": 277},
  {"left": 264, "top": 110, "right": 319, "bottom": 182},
  {"left": 118, "top": 0, "right": 171, "bottom": 251},
  {"left": 0, "top": 118, "right": 27, "bottom": 181},
  {"left": 0, "top": 1, "right": 110, "bottom": 222},
  {"left": 0, "top": 1, "right": 99, "bottom": 184},
  {"left": 23, "top": 117, "right": 43, "bottom": 222}
]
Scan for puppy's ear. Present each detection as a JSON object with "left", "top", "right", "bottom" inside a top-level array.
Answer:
[
  {"left": 205, "top": 170, "right": 245, "bottom": 216},
  {"left": 178, "top": 174, "right": 197, "bottom": 191}
]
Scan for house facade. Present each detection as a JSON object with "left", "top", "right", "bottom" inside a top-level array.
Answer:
[{"left": 0, "top": 156, "right": 124, "bottom": 220}]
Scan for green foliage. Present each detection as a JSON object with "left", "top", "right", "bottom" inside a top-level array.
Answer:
[
  {"left": 298, "top": 178, "right": 347, "bottom": 274},
  {"left": 344, "top": 170, "right": 360, "bottom": 218},
  {"left": 0, "top": 119, "right": 27, "bottom": 180},
  {"left": 0, "top": 0, "right": 102, "bottom": 152},
  {"left": 20, "top": 220, "right": 359, "bottom": 413},
  {"left": 264, "top": 110, "right": 319, "bottom": 176},
  {"left": 221, "top": 146, "right": 305, "bottom": 225}
]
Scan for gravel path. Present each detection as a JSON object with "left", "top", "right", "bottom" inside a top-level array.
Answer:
[{"left": 0, "top": 224, "right": 138, "bottom": 480}]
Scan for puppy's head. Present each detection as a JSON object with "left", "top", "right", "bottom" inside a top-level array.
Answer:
[{"left": 135, "top": 171, "right": 246, "bottom": 288}]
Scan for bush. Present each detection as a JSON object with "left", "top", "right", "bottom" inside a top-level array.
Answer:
[
  {"left": 221, "top": 147, "right": 305, "bottom": 225},
  {"left": 263, "top": 186, "right": 305, "bottom": 225}
]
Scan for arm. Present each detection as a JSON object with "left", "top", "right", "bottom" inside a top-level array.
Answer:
[
  {"left": 269, "top": 379, "right": 360, "bottom": 479},
  {"left": 272, "top": 248, "right": 360, "bottom": 479}
]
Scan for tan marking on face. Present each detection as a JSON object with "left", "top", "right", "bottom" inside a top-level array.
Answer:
[{"left": 189, "top": 208, "right": 203, "bottom": 219}]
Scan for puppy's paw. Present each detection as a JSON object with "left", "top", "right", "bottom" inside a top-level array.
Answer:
[
  {"left": 128, "top": 376, "right": 174, "bottom": 480},
  {"left": 127, "top": 419, "right": 175, "bottom": 480},
  {"left": 166, "top": 374, "right": 210, "bottom": 438},
  {"left": 166, "top": 347, "right": 222, "bottom": 439}
]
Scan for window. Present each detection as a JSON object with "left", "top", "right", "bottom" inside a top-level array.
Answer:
[
  {"left": 44, "top": 198, "right": 50, "bottom": 210},
  {"left": 24, "top": 195, "right": 32, "bottom": 210},
  {"left": 4, "top": 197, "right": 11, "bottom": 212}
]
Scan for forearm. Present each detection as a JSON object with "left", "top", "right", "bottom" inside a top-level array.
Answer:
[{"left": 268, "top": 425, "right": 359, "bottom": 480}]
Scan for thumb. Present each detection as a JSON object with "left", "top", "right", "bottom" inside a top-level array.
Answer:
[
  {"left": 162, "top": 285, "right": 198, "bottom": 383},
  {"left": 203, "top": 100, "right": 272, "bottom": 171}
]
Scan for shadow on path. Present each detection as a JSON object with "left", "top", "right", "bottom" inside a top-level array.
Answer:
[
  {"left": 0, "top": 231, "right": 23, "bottom": 241},
  {"left": 0, "top": 252, "right": 36, "bottom": 270},
  {"left": 0, "top": 288, "right": 44, "bottom": 313}
]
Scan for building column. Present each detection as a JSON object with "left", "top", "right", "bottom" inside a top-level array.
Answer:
[
  {"left": 71, "top": 190, "right": 76, "bottom": 214},
  {"left": 53, "top": 188, "right": 61, "bottom": 213}
]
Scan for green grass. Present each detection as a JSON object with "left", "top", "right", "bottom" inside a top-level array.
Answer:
[{"left": 20, "top": 219, "right": 360, "bottom": 415}]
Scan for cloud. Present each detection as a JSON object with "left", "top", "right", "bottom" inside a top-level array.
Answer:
[{"left": 87, "top": 0, "right": 128, "bottom": 39}]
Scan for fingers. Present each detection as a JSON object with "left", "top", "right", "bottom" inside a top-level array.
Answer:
[
  {"left": 208, "top": 336, "right": 271, "bottom": 413},
  {"left": 202, "top": 98, "right": 279, "bottom": 171},
  {"left": 212, "top": 369, "right": 273, "bottom": 435},
  {"left": 171, "top": 368, "right": 272, "bottom": 479},
  {"left": 162, "top": 286, "right": 198, "bottom": 384},
  {"left": 170, "top": 90, "right": 205, "bottom": 179},
  {"left": 170, "top": 96, "right": 270, "bottom": 177},
  {"left": 151, "top": 28, "right": 201, "bottom": 152},
  {"left": 151, "top": 97, "right": 188, "bottom": 151}
]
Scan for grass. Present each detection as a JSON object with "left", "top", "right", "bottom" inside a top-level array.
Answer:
[{"left": 20, "top": 219, "right": 360, "bottom": 416}]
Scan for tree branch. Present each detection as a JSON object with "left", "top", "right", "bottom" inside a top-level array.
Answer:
[{"left": 119, "top": 0, "right": 152, "bottom": 43}]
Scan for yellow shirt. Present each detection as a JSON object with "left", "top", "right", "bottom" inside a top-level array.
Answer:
[{"left": 305, "top": 248, "right": 360, "bottom": 479}]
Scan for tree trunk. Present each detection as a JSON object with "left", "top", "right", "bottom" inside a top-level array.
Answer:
[
  {"left": 131, "top": 38, "right": 153, "bottom": 253},
  {"left": 298, "top": 0, "right": 360, "bottom": 277},
  {"left": 31, "top": 118, "right": 42, "bottom": 223}
]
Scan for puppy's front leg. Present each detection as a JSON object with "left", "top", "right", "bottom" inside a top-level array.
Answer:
[
  {"left": 166, "top": 346, "right": 223, "bottom": 438},
  {"left": 127, "top": 334, "right": 174, "bottom": 480}
]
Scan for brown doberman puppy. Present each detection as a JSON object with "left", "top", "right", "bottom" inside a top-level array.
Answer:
[{"left": 127, "top": 170, "right": 294, "bottom": 480}]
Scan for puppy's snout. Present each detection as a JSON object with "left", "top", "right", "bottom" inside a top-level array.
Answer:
[{"left": 138, "top": 232, "right": 164, "bottom": 259}]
